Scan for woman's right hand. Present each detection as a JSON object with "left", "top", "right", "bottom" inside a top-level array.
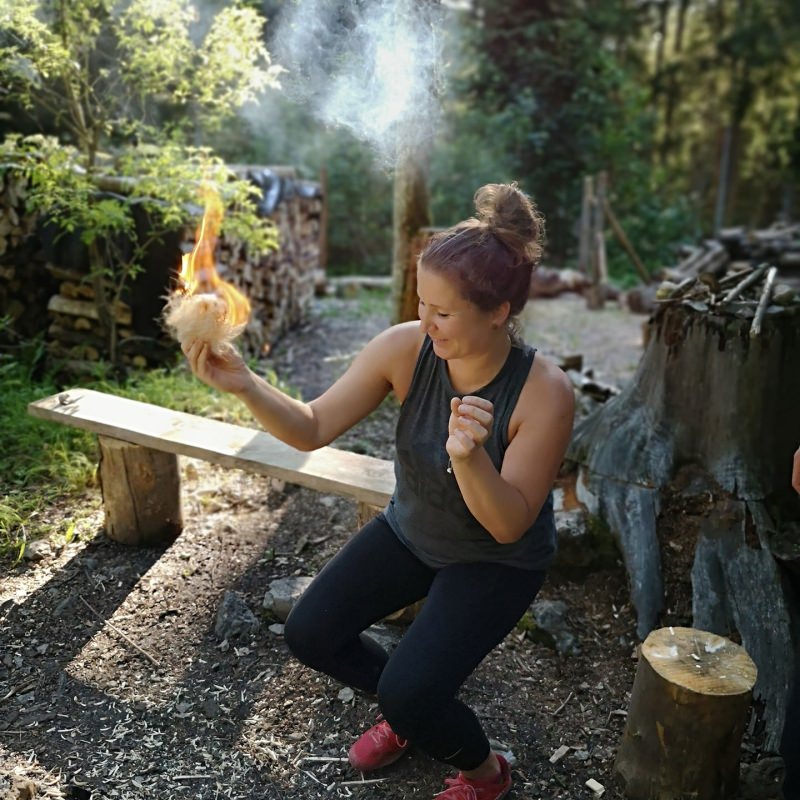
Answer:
[{"left": 182, "top": 340, "right": 255, "bottom": 396}]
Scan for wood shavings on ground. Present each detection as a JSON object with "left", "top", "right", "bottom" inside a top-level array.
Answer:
[{"left": 0, "top": 296, "right": 785, "bottom": 800}]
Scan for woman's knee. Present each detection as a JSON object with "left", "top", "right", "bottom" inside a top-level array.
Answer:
[
  {"left": 377, "top": 667, "right": 440, "bottom": 737},
  {"left": 284, "top": 602, "right": 332, "bottom": 669}
]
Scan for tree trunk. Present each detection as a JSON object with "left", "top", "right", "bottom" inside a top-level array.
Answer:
[
  {"left": 99, "top": 436, "right": 183, "bottom": 545},
  {"left": 392, "top": 145, "right": 431, "bottom": 324},
  {"left": 568, "top": 299, "right": 800, "bottom": 749},
  {"left": 615, "top": 626, "right": 757, "bottom": 800},
  {"left": 661, "top": 0, "right": 690, "bottom": 162}
]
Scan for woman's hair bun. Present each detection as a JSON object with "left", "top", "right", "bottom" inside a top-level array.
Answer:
[{"left": 473, "top": 182, "right": 544, "bottom": 265}]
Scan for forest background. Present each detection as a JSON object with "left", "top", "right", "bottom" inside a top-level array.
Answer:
[
  {"left": 218, "top": 0, "right": 799, "bottom": 280},
  {"left": 2, "top": 0, "right": 799, "bottom": 285}
]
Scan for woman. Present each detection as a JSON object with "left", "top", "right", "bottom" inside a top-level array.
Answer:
[{"left": 183, "top": 183, "right": 574, "bottom": 800}]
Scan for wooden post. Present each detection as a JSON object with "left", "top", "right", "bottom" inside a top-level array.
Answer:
[
  {"left": 614, "top": 627, "right": 757, "bottom": 800},
  {"left": 318, "top": 166, "right": 329, "bottom": 271},
  {"left": 603, "top": 197, "right": 650, "bottom": 283},
  {"left": 396, "top": 227, "right": 441, "bottom": 324},
  {"left": 98, "top": 436, "right": 183, "bottom": 545},
  {"left": 392, "top": 144, "right": 431, "bottom": 324},
  {"left": 595, "top": 171, "right": 608, "bottom": 287},
  {"left": 356, "top": 501, "right": 382, "bottom": 529},
  {"left": 586, "top": 172, "right": 607, "bottom": 310},
  {"left": 578, "top": 175, "right": 594, "bottom": 275}
]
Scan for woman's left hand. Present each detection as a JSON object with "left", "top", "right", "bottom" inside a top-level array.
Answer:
[{"left": 446, "top": 395, "right": 494, "bottom": 464}]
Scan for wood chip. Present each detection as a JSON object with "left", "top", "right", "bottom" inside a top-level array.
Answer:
[
  {"left": 549, "top": 744, "right": 570, "bottom": 763},
  {"left": 586, "top": 777, "right": 606, "bottom": 796}
]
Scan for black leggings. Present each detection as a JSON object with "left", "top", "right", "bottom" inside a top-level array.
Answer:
[{"left": 284, "top": 515, "right": 546, "bottom": 771}]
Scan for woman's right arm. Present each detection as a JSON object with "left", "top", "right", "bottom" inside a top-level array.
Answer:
[{"left": 183, "top": 322, "right": 420, "bottom": 451}]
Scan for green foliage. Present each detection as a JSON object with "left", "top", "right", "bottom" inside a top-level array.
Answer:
[
  {"left": 0, "top": 0, "right": 282, "bottom": 361},
  {"left": 0, "top": 355, "right": 100, "bottom": 562},
  {"left": 0, "top": 350, "right": 297, "bottom": 563},
  {"left": 1, "top": 0, "right": 282, "bottom": 141}
]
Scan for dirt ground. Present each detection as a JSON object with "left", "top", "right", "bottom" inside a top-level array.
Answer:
[{"left": 0, "top": 291, "right": 785, "bottom": 799}]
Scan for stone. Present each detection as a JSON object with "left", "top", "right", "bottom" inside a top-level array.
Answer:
[
  {"left": 23, "top": 540, "right": 52, "bottom": 562},
  {"left": 263, "top": 576, "right": 313, "bottom": 621},
  {"left": 213, "top": 591, "right": 260, "bottom": 641},
  {"left": 528, "top": 599, "right": 578, "bottom": 655}
]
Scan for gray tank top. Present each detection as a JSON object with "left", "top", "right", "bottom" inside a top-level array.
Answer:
[{"left": 383, "top": 335, "right": 557, "bottom": 570}]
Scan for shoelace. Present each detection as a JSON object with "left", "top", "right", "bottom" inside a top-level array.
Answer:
[
  {"left": 435, "top": 776, "right": 479, "bottom": 800},
  {"left": 369, "top": 720, "right": 407, "bottom": 748}
]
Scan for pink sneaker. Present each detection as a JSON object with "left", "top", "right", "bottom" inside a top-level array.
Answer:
[
  {"left": 435, "top": 754, "right": 512, "bottom": 800},
  {"left": 348, "top": 717, "right": 410, "bottom": 772}
]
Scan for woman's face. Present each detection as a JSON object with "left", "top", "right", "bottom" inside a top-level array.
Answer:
[{"left": 416, "top": 265, "right": 500, "bottom": 360}]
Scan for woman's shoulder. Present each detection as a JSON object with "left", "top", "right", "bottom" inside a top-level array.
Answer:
[
  {"left": 371, "top": 320, "right": 425, "bottom": 356},
  {"left": 519, "top": 350, "right": 575, "bottom": 414},
  {"left": 507, "top": 350, "right": 574, "bottom": 441},
  {"left": 364, "top": 321, "right": 425, "bottom": 397}
]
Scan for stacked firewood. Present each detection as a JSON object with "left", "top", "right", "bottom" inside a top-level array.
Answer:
[
  {"left": 664, "top": 223, "right": 800, "bottom": 281},
  {"left": 653, "top": 263, "right": 799, "bottom": 338},
  {"left": 43, "top": 263, "right": 141, "bottom": 365},
  {"left": 0, "top": 173, "right": 39, "bottom": 325},
  {"left": 625, "top": 222, "right": 800, "bottom": 316},
  {"left": 212, "top": 186, "right": 323, "bottom": 358},
  {"left": 1, "top": 169, "right": 324, "bottom": 368}
]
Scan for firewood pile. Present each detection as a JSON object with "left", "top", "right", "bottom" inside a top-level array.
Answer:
[
  {"left": 625, "top": 222, "right": 800, "bottom": 316},
  {"left": 0, "top": 167, "right": 324, "bottom": 369},
  {"left": 665, "top": 223, "right": 800, "bottom": 280},
  {"left": 197, "top": 169, "right": 324, "bottom": 359},
  {"left": 0, "top": 172, "right": 41, "bottom": 327},
  {"left": 653, "top": 263, "right": 799, "bottom": 337}
]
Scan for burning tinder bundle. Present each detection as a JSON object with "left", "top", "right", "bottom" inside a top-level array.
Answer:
[{"left": 164, "top": 184, "right": 251, "bottom": 356}]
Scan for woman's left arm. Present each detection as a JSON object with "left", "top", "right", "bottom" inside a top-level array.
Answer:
[{"left": 448, "top": 359, "right": 575, "bottom": 543}]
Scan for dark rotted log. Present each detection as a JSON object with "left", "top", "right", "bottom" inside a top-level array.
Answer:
[{"left": 568, "top": 299, "right": 800, "bottom": 749}]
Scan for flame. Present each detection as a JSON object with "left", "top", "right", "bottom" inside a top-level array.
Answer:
[{"left": 178, "top": 182, "right": 251, "bottom": 326}]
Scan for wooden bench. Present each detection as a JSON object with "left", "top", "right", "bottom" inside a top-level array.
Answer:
[{"left": 28, "top": 388, "right": 395, "bottom": 546}]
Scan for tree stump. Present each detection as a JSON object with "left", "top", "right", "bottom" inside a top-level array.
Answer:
[
  {"left": 615, "top": 626, "right": 757, "bottom": 800},
  {"left": 98, "top": 436, "right": 183, "bottom": 545},
  {"left": 567, "top": 289, "right": 800, "bottom": 748}
]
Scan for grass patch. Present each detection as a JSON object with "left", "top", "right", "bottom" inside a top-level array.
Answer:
[
  {"left": 0, "top": 351, "right": 298, "bottom": 565},
  {"left": 318, "top": 286, "right": 392, "bottom": 320}
]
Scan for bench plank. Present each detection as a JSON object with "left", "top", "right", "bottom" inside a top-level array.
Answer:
[{"left": 28, "top": 389, "right": 395, "bottom": 508}]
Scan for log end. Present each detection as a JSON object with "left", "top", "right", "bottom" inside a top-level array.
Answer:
[{"left": 643, "top": 626, "right": 757, "bottom": 697}]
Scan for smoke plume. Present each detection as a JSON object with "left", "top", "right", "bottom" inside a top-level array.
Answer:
[{"left": 268, "top": 0, "right": 446, "bottom": 166}]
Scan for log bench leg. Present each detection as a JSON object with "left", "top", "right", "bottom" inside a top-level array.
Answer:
[{"left": 98, "top": 436, "right": 183, "bottom": 545}]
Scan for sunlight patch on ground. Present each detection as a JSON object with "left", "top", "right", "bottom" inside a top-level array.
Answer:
[
  {"left": 0, "top": 537, "right": 96, "bottom": 609},
  {"left": 522, "top": 295, "right": 645, "bottom": 386}
]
